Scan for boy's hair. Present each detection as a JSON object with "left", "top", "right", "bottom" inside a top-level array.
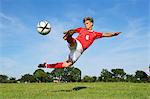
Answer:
[{"left": 83, "top": 17, "right": 94, "bottom": 23}]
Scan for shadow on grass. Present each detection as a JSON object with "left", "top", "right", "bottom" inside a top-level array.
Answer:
[{"left": 50, "top": 86, "right": 88, "bottom": 92}]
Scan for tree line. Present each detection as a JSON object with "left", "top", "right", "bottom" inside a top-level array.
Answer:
[{"left": 0, "top": 66, "right": 150, "bottom": 83}]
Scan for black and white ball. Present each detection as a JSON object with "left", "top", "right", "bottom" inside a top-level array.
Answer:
[{"left": 37, "top": 20, "right": 51, "bottom": 35}]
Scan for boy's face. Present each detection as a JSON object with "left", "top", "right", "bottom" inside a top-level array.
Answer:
[{"left": 84, "top": 20, "right": 93, "bottom": 29}]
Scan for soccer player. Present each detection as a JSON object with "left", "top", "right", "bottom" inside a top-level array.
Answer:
[{"left": 38, "top": 17, "right": 121, "bottom": 68}]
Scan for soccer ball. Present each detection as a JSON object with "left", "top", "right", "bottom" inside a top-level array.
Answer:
[{"left": 37, "top": 20, "right": 51, "bottom": 35}]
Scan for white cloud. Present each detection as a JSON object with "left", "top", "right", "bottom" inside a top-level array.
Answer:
[
  {"left": 0, "top": 12, "right": 29, "bottom": 33},
  {"left": 0, "top": 12, "right": 32, "bottom": 50},
  {"left": 109, "top": 18, "right": 149, "bottom": 54},
  {"left": 125, "top": 18, "right": 148, "bottom": 39}
]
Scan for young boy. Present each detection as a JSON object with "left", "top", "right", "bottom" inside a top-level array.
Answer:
[{"left": 38, "top": 17, "right": 121, "bottom": 68}]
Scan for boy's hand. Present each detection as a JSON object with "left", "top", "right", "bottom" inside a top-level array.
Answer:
[{"left": 113, "top": 32, "right": 122, "bottom": 36}]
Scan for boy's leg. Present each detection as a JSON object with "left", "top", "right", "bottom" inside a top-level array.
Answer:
[
  {"left": 38, "top": 41, "right": 82, "bottom": 69},
  {"left": 38, "top": 33, "right": 80, "bottom": 69},
  {"left": 38, "top": 60, "right": 73, "bottom": 68},
  {"left": 63, "top": 33, "right": 76, "bottom": 47}
]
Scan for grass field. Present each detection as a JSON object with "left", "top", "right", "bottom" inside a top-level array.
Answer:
[{"left": 0, "top": 82, "right": 149, "bottom": 99}]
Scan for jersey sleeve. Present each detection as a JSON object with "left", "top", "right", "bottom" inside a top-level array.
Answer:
[
  {"left": 95, "top": 32, "right": 103, "bottom": 39},
  {"left": 74, "top": 27, "right": 82, "bottom": 33}
]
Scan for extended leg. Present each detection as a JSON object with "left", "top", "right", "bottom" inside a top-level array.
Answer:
[{"left": 38, "top": 60, "right": 73, "bottom": 68}]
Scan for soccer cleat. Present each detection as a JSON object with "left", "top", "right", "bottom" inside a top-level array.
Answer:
[{"left": 38, "top": 63, "right": 47, "bottom": 68}]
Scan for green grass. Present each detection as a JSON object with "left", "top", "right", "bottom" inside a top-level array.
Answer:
[{"left": 0, "top": 82, "right": 150, "bottom": 99}]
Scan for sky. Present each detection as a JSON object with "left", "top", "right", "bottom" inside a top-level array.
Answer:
[{"left": 0, "top": 0, "right": 149, "bottom": 78}]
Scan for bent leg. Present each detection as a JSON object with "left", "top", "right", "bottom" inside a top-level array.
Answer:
[
  {"left": 64, "top": 34, "right": 76, "bottom": 47},
  {"left": 38, "top": 37, "right": 82, "bottom": 69}
]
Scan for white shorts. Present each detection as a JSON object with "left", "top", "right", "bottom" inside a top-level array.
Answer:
[{"left": 68, "top": 39, "right": 83, "bottom": 63}]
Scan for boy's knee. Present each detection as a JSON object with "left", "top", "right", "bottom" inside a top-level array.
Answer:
[{"left": 63, "top": 61, "right": 73, "bottom": 68}]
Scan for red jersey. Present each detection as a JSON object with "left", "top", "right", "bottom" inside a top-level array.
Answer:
[{"left": 75, "top": 27, "right": 103, "bottom": 50}]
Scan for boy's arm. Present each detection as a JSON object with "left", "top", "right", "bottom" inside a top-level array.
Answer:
[{"left": 102, "top": 32, "right": 122, "bottom": 37}]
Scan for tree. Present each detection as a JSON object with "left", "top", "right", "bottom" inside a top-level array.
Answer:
[
  {"left": 33, "top": 69, "right": 48, "bottom": 82},
  {"left": 46, "top": 72, "right": 53, "bottom": 82},
  {"left": 100, "top": 69, "right": 113, "bottom": 82},
  {"left": 8, "top": 77, "right": 17, "bottom": 83},
  {"left": 135, "top": 70, "right": 148, "bottom": 82},
  {"left": 20, "top": 74, "right": 36, "bottom": 83},
  {"left": 51, "top": 68, "right": 64, "bottom": 82},
  {"left": 9, "top": 77, "right": 16, "bottom": 81},
  {"left": 111, "top": 68, "right": 126, "bottom": 81},
  {"left": 82, "top": 75, "right": 92, "bottom": 82},
  {"left": 125, "top": 74, "right": 136, "bottom": 82},
  {"left": 51, "top": 67, "right": 81, "bottom": 82},
  {"left": 148, "top": 76, "right": 150, "bottom": 83},
  {"left": 0, "top": 75, "right": 8, "bottom": 83},
  {"left": 91, "top": 76, "right": 97, "bottom": 82},
  {"left": 82, "top": 76, "right": 97, "bottom": 82},
  {"left": 66, "top": 67, "right": 81, "bottom": 82}
]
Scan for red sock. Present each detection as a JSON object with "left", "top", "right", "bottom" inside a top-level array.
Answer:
[{"left": 46, "top": 62, "right": 64, "bottom": 68}]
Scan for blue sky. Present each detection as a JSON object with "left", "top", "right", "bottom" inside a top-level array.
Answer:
[{"left": 0, "top": 0, "right": 149, "bottom": 78}]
